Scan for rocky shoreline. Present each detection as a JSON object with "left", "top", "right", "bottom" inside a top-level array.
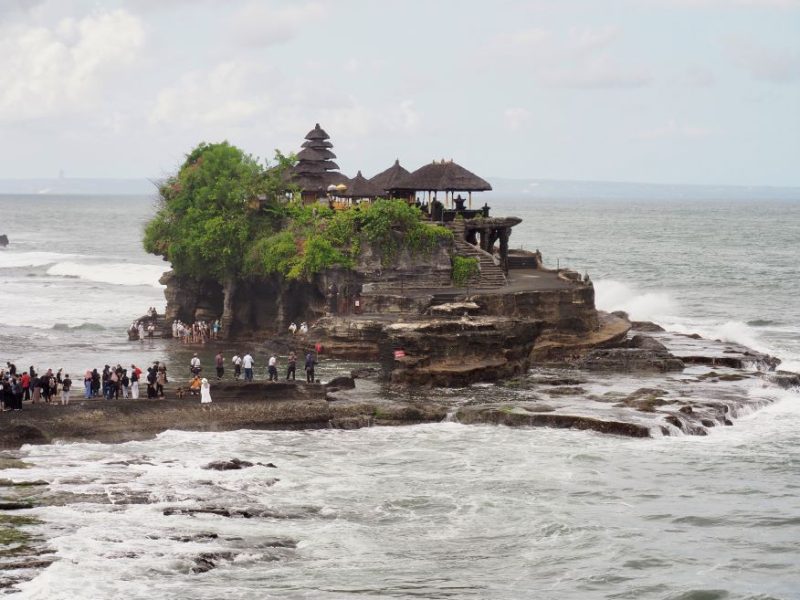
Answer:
[{"left": 1, "top": 320, "right": 796, "bottom": 452}]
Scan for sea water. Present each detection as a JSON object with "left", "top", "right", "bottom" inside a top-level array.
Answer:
[{"left": 1, "top": 193, "right": 799, "bottom": 599}]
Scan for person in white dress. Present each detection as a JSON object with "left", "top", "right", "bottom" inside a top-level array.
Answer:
[{"left": 200, "top": 378, "right": 212, "bottom": 404}]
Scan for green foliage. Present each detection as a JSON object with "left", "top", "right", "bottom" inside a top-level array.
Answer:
[
  {"left": 143, "top": 142, "right": 294, "bottom": 280},
  {"left": 144, "top": 141, "right": 451, "bottom": 283},
  {"left": 245, "top": 199, "right": 452, "bottom": 281},
  {"left": 452, "top": 256, "right": 479, "bottom": 286}
]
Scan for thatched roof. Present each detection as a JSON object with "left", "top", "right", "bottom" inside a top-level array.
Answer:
[
  {"left": 304, "top": 123, "right": 329, "bottom": 140},
  {"left": 289, "top": 123, "right": 346, "bottom": 193},
  {"left": 301, "top": 139, "right": 333, "bottom": 149},
  {"left": 369, "top": 159, "right": 411, "bottom": 193},
  {"left": 341, "top": 171, "right": 383, "bottom": 198},
  {"left": 390, "top": 160, "right": 492, "bottom": 192},
  {"left": 287, "top": 170, "right": 350, "bottom": 194},
  {"left": 295, "top": 159, "right": 339, "bottom": 174},
  {"left": 296, "top": 147, "right": 336, "bottom": 161}
]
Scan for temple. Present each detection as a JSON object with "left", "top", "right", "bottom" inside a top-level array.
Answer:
[{"left": 286, "top": 124, "right": 523, "bottom": 285}]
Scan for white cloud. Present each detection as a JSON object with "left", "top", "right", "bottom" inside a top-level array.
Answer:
[
  {"left": 725, "top": 34, "right": 800, "bottom": 82},
  {"left": 487, "top": 25, "right": 652, "bottom": 89},
  {"left": 504, "top": 107, "right": 531, "bottom": 130},
  {"left": 0, "top": 9, "right": 145, "bottom": 121},
  {"left": 150, "top": 61, "right": 273, "bottom": 127},
  {"left": 228, "top": 1, "right": 326, "bottom": 47}
]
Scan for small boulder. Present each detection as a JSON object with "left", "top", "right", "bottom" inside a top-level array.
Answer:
[{"left": 202, "top": 458, "right": 254, "bottom": 471}]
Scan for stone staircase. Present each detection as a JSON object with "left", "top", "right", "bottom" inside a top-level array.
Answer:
[{"left": 447, "top": 220, "right": 506, "bottom": 289}]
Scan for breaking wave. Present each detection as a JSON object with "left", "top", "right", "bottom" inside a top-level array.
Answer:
[
  {"left": 46, "top": 262, "right": 165, "bottom": 287},
  {"left": 0, "top": 251, "right": 74, "bottom": 269},
  {"left": 593, "top": 279, "right": 676, "bottom": 322},
  {"left": 51, "top": 322, "right": 107, "bottom": 332}
]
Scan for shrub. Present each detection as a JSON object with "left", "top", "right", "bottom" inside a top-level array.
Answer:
[{"left": 452, "top": 256, "right": 479, "bottom": 286}]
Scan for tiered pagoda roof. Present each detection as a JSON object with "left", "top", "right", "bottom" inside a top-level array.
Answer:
[{"left": 289, "top": 123, "right": 347, "bottom": 194}]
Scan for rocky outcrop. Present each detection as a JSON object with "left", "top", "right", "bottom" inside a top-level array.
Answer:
[
  {"left": 577, "top": 334, "right": 685, "bottom": 372},
  {"left": 386, "top": 317, "right": 542, "bottom": 386}
]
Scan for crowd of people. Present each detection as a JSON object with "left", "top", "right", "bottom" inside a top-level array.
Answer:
[
  {"left": 192, "top": 350, "right": 317, "bottom": 383},
  {"left": 1, "top": 350, "right": 320, "bottom": 411},
  {"left": 172, "top": 319, "right": 221, "bottom": 344}
]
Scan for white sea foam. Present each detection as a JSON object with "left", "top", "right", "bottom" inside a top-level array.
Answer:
[
  {"left": 593, "top": 279, "right": 676, "bottom": 322},
  {"left": 0, "top": 250, "right": 74, "bottom": 268},
  {"left": 46, "top": 262, "right": 166, "bottom": 287}
]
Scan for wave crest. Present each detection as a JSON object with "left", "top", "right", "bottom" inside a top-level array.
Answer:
[
  {"left": 593, "top": 280, "right": 675, "bottom": 322},
  {"left": 46, "top": 262, "right": 165, "bottom": 287}
]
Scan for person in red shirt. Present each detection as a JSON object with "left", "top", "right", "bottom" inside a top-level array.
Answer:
[{"left": 20, "top": 372, "right": 30, "bottom": 402}]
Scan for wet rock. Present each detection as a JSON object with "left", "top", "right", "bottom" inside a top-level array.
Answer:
[
  {"left": 456, "top": 405, "right": 651, "bottom": 438},
  {"left": 531, "top": 376, "right": 587, "bottom": 386},
  {"left": 0, "top": 426, "right": 50, "bottom": 449},
  {"left": 203, "top": 458, "right": 254, "bottom": 471},
  {"left": 191, "top": 551, "right": 236, "bottom": 574},
  {"left": 324, "top": 376, "right": 356, "bottom": 391},
  {"left": 543, "top": 386, "right": 587, "bottom": 397},
  {"left": 631, "top": 321, "right": 665, "bottom": 332},
  {"left": 577, "top": 346, "right": 685, "bottom": 373},
  {"left": 0, "top": 502, "right": 35, "bottom": 510},
  {"left": 350, "top": 366, "right": 381, "bottom": 380},
  {"left": 615, "top": 388, "right": 671, "bottom": 412}
]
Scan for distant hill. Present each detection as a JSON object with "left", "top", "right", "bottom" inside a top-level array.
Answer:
[
  {"left": 487, "top": 178, "right": 800, "bottom": 201},
  {"left": 0, "top": 178, "right": 156, "bottom": 195}
]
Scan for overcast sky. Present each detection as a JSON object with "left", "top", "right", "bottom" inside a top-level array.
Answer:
[{"left": 0, "top": 0, "right": 798, "bottom": 186}]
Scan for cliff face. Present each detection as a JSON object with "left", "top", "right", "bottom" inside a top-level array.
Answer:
[
  {"left": 160, "top": 270, "right": 325, "bottom": 337},
  {"left": 159, "top": 236, "right": 455, "bottom": 337}
]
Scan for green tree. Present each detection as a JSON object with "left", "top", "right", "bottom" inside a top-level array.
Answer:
[{"left": 143, "top": 141, "right": 293, "bottom": 337}]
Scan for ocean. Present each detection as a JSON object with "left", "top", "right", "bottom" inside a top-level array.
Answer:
[{"left": 1, "top": 193, "right": 799, "bottom": 599}]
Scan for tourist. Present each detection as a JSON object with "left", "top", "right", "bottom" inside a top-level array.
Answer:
[
  {"left": 190, "top": 353, "right": 201, "bottom": 375},
  {"left": 267, "top": 355, "right": 278, "bottom": 381},
  {"left": 189, "top": 374, "right": 202, "bottom": 396},
  {"left": 61, "top": 374, "right": 72, "bottom": 405},
  {"left": 200, "top": 378, "right": 212, "bottom": 404},
  {"left": 286, "top": 351, "right": 296, "bottom": 380},
  {"left": 242, "top": 352, "right": 254, "bottom": 381},
  {"left": 83, "top": 370, "right": 92, "bottom": 398},
  {"left": 305, "top": 352, "right": 316, "bottom": 383},
  {"left": 20, "top": 371, "right": 30, "bottom": 402},
  {"left": 215, "top": 351, "right": 224, "bottom": 379},
  {"left": 11, "top": 377, "right": 23, "bottom": 411},
  {"left": 91, "top": 369, "right": 101, "bottom": 397},
  {"left": 288, "top": 322, "right": 297, "bottom": 335},
  {"left": 130, "top": 367, "right": 140, "bottom": 400},
  {"left": 299, "top": 322, "right": 308, "bottom": 335},
  {"left": 138, "top": 322, "right": 145, "bottom": 342},
  {"left": 156, "top": 366, "right": 166, "bottom": 398},
  {"left": 146, "top": 366, "right": 157, "bottom": 398},
  {"left": 121, "top": 370, "right": 130, "bottom": 399},
  {"left": 232, "top": 353, "right": 242, "bottom": 379},
  {"left": 31, "top": 375, "right": 42, "bottom": 403}
]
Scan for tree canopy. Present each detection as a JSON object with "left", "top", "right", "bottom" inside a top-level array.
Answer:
[
  {"left": 143, "top": 141, "right": 293, "bottom": 281},
  {"left": 144, "top": 141, "right": 453, "bottom": 284}
]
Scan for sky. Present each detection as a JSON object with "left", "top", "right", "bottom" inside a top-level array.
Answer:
[{"left": 0, "top": 0, "right": 798, "bottom": 186}]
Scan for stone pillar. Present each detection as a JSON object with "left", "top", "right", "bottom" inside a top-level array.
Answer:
[{"left": 499, "top": 228, "right": 510, "bottom": 274}]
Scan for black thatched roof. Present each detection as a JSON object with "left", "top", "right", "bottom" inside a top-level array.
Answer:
[
  {"left": 304, "top": 123, "right": 330, "bottom": 140},
  {"left": 289, "top": 123, "right": 346, "bottom": 194},
  {"left": 287, "top": 170, "right": 349, "bottom": 194},
  {"left": 341, "top": 171, "right": 383, "bottom": 198},
  {"left": 295, "top": 159, "right": 339, "bottom": 174},
  {"left": 296, "top": 147, "right": 336, "bottom": 161},
  {"left": 369, "top": 159, "right": 411, "bottom": 193},
  {"left": 390, "top": 160, "right": 492, "bottom": 192},
  {"left": 301, "top": 139, "right": 333, "bottom": 149}
]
